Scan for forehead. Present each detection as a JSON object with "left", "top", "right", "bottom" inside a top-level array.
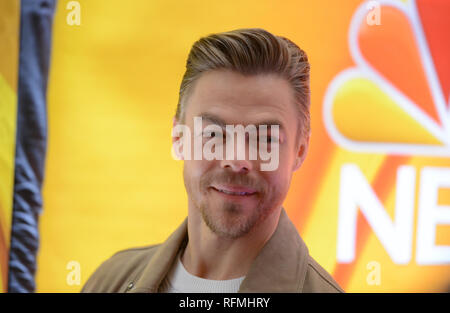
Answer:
[{"left": 184, "top": 69, "right": 298, "bottom": 127}]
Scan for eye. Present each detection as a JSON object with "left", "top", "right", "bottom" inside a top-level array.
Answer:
[
  {"left": 259, "top": 136, "right": 277, "bottom": 144},
  {"left": 203, "top": 130, "right": 220, "bottom": 138}
]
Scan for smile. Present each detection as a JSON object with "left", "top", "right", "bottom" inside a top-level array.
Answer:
[
  {"left": 211, "top": 185, "right": 257, "bottom": 197},
  {"left": 216, "top": 189, "right": 253, "bottom": 196}
]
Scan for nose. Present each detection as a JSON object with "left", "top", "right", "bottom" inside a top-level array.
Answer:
[
  {"left": 219, "top": 130, "right": 255, "bottom": 173},
  {"left": 220, "top": 159, "right": 252, "bottom": 173}
]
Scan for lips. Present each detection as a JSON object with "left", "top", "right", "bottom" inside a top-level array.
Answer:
[{"left": 211, "top": 184, "right": 257, "bottom": 196}]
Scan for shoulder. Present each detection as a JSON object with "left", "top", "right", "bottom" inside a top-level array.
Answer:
[
  {"left": 302, "top": 256, "right": 344, "bottom": 293},
  {"left": 81, "top": 244, "right": 160, "bottom": 293}
]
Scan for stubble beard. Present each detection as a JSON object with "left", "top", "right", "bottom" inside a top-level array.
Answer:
[
  {"left": 199, "top": 200, "right": 262, "bottom": 239},
  {"left": 185, "top": 167, "right": 274, "bottom": 239}
]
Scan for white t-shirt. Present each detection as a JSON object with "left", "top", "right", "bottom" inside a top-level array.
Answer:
[{"left": 158, "top": 250, "right": 246, "bottom": 293}]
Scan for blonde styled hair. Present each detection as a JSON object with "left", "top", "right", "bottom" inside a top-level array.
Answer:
[{"left": 175, "top": 28, "right": 310, "bottom": 136}]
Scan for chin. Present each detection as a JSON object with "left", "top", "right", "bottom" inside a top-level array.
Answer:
[{"left": 199, "top": 199, "right": 268, "bottom": 239}]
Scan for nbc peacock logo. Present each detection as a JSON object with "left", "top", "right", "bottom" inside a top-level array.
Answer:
[
  {"left": 324, "top": 0, "right": 450, "bottom": 156},
  {"left": 323, "top": 0, "right": 450, "bottom": 265}
]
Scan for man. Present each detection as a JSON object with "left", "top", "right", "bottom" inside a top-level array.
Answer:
[{"left": 81, "top": 28, "right": 343, "bottom": 293}]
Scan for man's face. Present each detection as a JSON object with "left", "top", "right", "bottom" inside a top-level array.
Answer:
[{"left": 175, "top": 69, "right": 308, "bottom": 239}]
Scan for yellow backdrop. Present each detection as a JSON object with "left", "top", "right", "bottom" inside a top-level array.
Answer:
[{"left": 36, "top": 0, "right": 450, "bottom": 292}]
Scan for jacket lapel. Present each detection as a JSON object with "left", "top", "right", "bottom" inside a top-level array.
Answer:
[
  {"left": 238, "top": 209, "right": 309, "bottom": 292},
  {"left": 129, "top": 218, "right": 188, "bottom": 293}
]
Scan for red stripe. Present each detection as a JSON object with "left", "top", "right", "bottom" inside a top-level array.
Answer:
[{"left": 286, "top": 146, "right": 336, "bottom": 231}]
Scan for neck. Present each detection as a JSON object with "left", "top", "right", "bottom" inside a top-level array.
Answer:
[{"left": 181, "top": 203, "right": 281, "bottom": 280}]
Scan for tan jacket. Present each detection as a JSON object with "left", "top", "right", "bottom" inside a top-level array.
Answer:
[{"left": 81, "top": 209, "right": 344, "bottom": 293}]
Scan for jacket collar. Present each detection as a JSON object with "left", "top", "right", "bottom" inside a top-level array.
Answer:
[{"left": 130, "top": 208, "right": 309, "bottom": 293}]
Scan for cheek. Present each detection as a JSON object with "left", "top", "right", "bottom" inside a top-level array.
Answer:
[
  {"left": 184, "top": 160, "right": 202, "bottom": 183},
  {"left": 268, "top": 171, "right": 289, "bottom": 189},
  {"left": 263, "top": 156, "right": 294, "bottom": 195},
  {"left": 184, "top": 159, "right": 216, "bottom": 187},
  {"left": 263, "top": 167, "right": 289, "bottom": 193}
]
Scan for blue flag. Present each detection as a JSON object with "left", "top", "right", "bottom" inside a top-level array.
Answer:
[{"left": 8, "top": 0, "right": 56, "bottom": 293}]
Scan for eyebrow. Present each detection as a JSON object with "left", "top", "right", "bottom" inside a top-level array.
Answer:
[
  {"left": 199, "top": 113, "right": 285, "bottom": 132},
  {"left": 200, "top": 113, "right": 227, "bottom": 128}
]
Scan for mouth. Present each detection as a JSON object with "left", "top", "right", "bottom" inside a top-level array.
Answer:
[{"left": 210, "top": 185, "right": 257, "bottom": 197}]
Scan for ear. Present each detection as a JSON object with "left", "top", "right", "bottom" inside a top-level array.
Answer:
[
  {"left": 171, "top": 117, "right": 184, "bottom": 160},
  {"left": 292, "top": 134, "right": 309, "bottom": 172}
]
